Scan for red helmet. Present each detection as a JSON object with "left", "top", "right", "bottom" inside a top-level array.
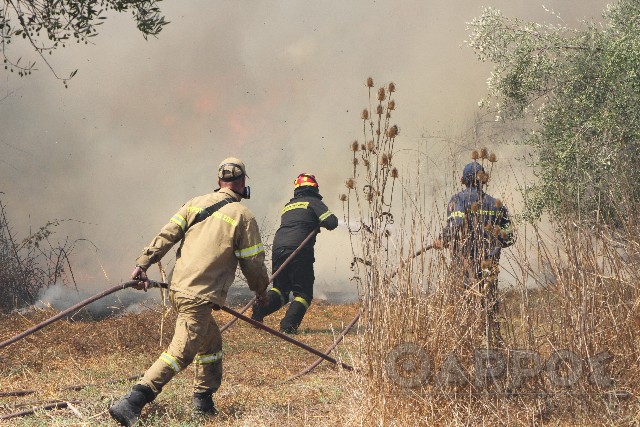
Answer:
[{"left": 294, "top": 173, "right": 318, "bottom": 188}]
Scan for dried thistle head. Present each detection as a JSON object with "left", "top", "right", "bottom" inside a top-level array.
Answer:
[
  {"left": 367, "top": 140, "right": 375, "bottom": 152},
  {"left": 480, "top": 147, "right": 488, "bottom": 159},
  {"left": 364, "top": 159, "right": 370, "bottom": 169},
  {"left": 361, "top": 109, "right": 369, "bottom": 120},
  {"left": 471, "top": 202, "right": 479, "bottom": 212},
  {"left": 484, "top": 223, "right": 493, "bottom": 233},
  {"left": 495, "top": 199, "right": 502, "bottom": 208},
  {"left": 471, "top": 150, "right": 479, "bottom": 160},
  {"left": 479, "top": 172, "right": 489, "bottom": 184},
  {"left": 388, "top": 82, "right": 396, "bottom": 93},
  {"left": 351, "top": 140, "right": 359, "bottom": 152},
  {"left": 380, "top": 153, "right": 389, "bottom": 166},
  {"left": 489, "top": 152, "right": 497, "bottom": 163},
  {"left": 391, "top": 167, "right": 399, "bottom": 178},
  {"left": 377, "top": 87, "right": 386, "bottom": 101},
  {"left": 352, "top": 157, "right": 359, "bottom": 166},
  {"left": 339, "top": 194, "right": 348, "bottom": 202},
  {"left": 366, "top": 77, "right": 374, "bottom": 88},
  {"left": 500, "top": 231, "right": 507, "bottom": 240},
  {"left": 376, "top": 129, "right": 381, "bottom": 136},
  {"left": 366, "top": 192, "right": 374, "bottom": 202},
  {"left": 360, "top": 143, "right": 366, "bottom": 151},
  {"left": 386, "top": 125, "right": 398, "bottom": 138},
  {"left": 376, "top": 105, "right": 384, "bottom": 115},
  {"left": 384, "top": 229, "right": 392, "bottom": 237},
  {"left": 346, "top": 178, "right": 356, "bottom": 189},
  {"left": 388, "top": 99, "right": 396, "bottom": 110}
]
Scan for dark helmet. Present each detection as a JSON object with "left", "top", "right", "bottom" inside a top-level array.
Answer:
[{"left": 462, "top": 162, "right": 484, "bottom": 186}]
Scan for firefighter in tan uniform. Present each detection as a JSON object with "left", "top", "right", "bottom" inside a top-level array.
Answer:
[{"left": 109, "top": 157, "right": 269, "bottom": 427}]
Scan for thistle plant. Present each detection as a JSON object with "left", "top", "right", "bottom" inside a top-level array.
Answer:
[{"left": 344, "top": 78, "right": 400, "bottom": 275}]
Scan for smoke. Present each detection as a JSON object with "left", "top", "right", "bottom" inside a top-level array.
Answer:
[
  {"left": 34, "top": 284, "right": 163, "bottom": 319},
  {"left": 0, "top": 1, "right": 606, "bottom": 306}
]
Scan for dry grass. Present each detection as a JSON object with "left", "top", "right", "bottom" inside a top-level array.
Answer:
[
  {"left": 0, "top": 301, "right": 359, "bottom": 426},
  {"left": 338, "top": 77, "right": 640, "bottom": 426}
]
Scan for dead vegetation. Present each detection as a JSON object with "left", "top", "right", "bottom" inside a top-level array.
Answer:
[
  {"left": 0, "top": 300, "right": 360, "bottom": 425},
  {"left": 0, "top": 197, "right": 77, "bottom": 313},
  {"left": 339, "top": 77, "right": 640, "bottom": 425}
]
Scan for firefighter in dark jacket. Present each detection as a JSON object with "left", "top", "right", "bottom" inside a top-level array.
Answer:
[
  {"left": 433, "top": 156, "right": 515, "bottom": 346},
  {"left": 251, "top": 173, "right": 338, "bottom": 334}
]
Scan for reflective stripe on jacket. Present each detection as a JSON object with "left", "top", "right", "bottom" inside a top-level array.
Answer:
[
  {"left": 442, "top": 187, "right": 515, "bottom": 262},
  {"left": 135, "top": 188, "right": 269, "bottom": 305},
  {"left": 272, "top": 188, "right": 338, "bottom": 254}
]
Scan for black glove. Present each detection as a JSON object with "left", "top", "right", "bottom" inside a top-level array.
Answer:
[{"left": 131, "top": 265, "right": 150, "bottom": 292}]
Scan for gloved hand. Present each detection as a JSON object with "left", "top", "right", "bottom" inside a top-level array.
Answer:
[
  {"left": 131, "top": 265, "right": 150, "bottom": 292},
  {"left": 432, "top": 239, "right": 447, "bottom": 250},
  {"left": 256, "top": 291, "right": 269, "bottom": 307}
]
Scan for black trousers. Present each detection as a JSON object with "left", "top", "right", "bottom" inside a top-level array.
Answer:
[{"left": 271, "top": 247, "right": 315, "bottom": 305}]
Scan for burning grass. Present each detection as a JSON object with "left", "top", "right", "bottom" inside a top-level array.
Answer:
[{"left": 0, "top": 300, "right": 360, "bottom": 426}]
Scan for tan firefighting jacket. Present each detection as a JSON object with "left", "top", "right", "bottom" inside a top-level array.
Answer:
[{"left": 135, "top": 188, "right": 269, "bottom": 306}]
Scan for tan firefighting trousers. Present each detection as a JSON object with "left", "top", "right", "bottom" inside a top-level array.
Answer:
[{"left": 138, "top": 290, "right": 223, "bottom": 395}]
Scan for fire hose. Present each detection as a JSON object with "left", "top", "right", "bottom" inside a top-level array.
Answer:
[
  {"left": 140, "top": 279, "right": 353, "bottom": 371},
  {"left": 0, "top": 228, "right": 356, "bottom": 419},
  {"left": 0, "top": 229, "right": 318, "bottom": 351},
  {"left": 388, "top": 244, "right": 434, "bottom": 279},
  {"left": 287, "top": 310, "right": 360, "bottom": 381},
  {"left": 0, "top": 280, "right": 140, "bottom": 350},
  {"left": 0, "top": 277, "right": 353, "bottom": 369},
  {"left": 0, "top": 400, "right": 82, "bottom": 421},
  {"left": 0, "top": 225, "right": 355, "bottom": 394},
  {"left": 286, "top": 244, "right": 436, "bottom": 379}
]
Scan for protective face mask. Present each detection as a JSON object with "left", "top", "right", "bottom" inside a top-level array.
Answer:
[{"left": 241, "top": 186, "right": 251, "bottom": 199}]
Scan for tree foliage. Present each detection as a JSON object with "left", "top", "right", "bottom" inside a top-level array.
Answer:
[
  {"left": 0, "top": 0, "right": 168, "bottom": 83},
  {"left": 467, "top": 1, "right": 640, "bottom": 224}
]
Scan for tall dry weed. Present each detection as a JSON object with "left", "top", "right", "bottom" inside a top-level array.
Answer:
[{"left": 342, "top": 78, "right": 640, "bottom": 426}]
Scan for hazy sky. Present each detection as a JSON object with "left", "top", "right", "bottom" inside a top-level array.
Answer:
[{"left": 0, "top": 0, "right": 608, "bottom": 302}]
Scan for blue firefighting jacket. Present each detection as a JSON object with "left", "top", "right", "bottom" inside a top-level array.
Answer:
[{"left": 442, "top": 186, "right": 514, "bottom": 267}]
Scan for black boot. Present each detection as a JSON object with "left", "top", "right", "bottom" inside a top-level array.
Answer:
[
  {"left": 251, "top": 290, "right": 285, "bottom": 322},
  {"left": 193, "top": 391, "right": 218, "bottom": 416},
  {"left": 280, "top": 299, "right": 308, "bottom": 334},
  {"left": 109, "top": 384, "right": 156, "bottom": 427}
]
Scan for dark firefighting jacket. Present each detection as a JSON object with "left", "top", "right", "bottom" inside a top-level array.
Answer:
[
  {"left": 272, "top": 187, "right": 338, "bottom": 255},
  {"left": 442, "top": 186, "right": 515, "bottom": 266}
]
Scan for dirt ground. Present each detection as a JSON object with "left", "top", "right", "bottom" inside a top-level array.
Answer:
[{"left": 0, "top": 299, "right": 360, "bottom": 426}]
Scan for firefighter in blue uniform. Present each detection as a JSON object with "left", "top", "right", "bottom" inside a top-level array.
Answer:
[
  {"left": 434, "top": 156, "right": 515, "bottom": 346},
  {"left": 252, "top": 173, "right": 338, "bottom": 334}
]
